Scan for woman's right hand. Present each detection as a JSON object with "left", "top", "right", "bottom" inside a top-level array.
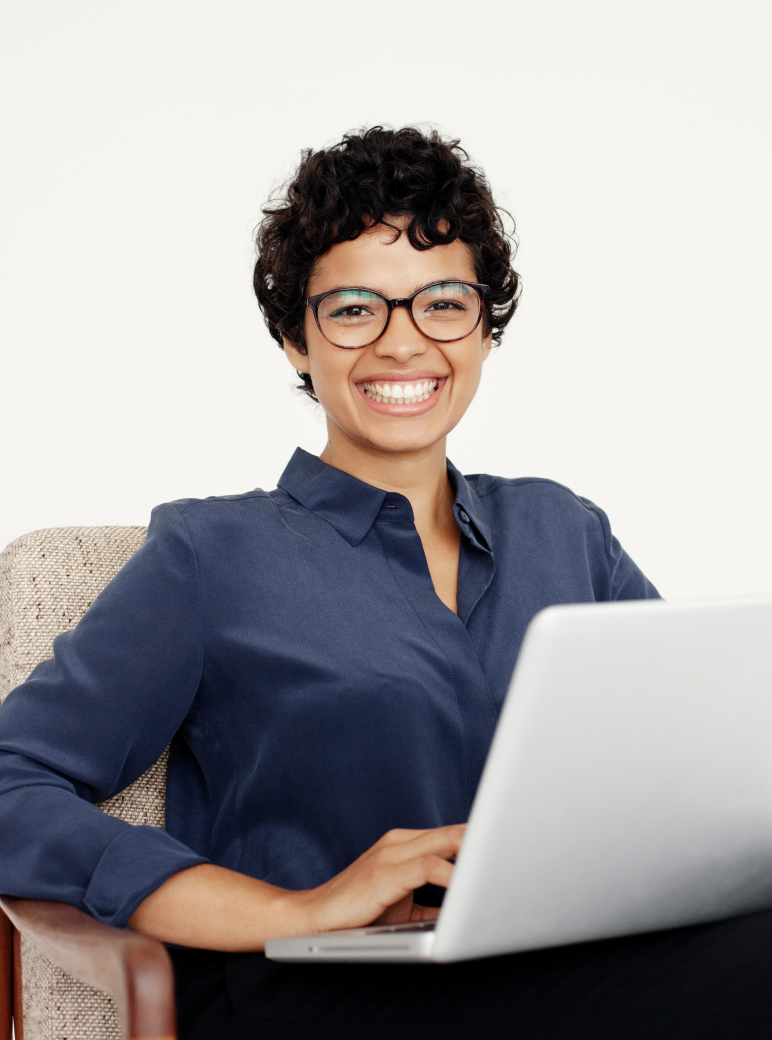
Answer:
[
  {"left": 287, "top": 824, "right": 466, "bottom": 936},
  {"left": 130, "top": 824, "right": 466, "bottom": 951}
]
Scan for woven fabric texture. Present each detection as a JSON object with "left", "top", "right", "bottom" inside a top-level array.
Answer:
[{"left": 0, "top": 526, "right": 173, "bottom": 1040}]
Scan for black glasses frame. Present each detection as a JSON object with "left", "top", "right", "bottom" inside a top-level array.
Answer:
[{"left": 305, "top": 280, "right": 490, "bottom": 348}]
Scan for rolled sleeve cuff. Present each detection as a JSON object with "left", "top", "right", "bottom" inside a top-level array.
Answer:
[{"left": 83, "top": 825, "right": 209, "bottom": 928}]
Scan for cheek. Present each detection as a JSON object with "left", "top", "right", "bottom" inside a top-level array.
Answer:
[
  {"left": 453, "top": 345, "right": 486, "bottom": 390},
  {"left": 305, "top": 343, "right": 356, "bottom": 404}
]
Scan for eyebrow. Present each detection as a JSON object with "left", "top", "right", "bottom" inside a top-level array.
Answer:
[{"left": 312, "top": 279, "right": 473, "bottom": 298}]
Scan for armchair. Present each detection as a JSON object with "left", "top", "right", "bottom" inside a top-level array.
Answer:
[{"left": 0, "top": 526, "right": 176, "bottom": 1040}]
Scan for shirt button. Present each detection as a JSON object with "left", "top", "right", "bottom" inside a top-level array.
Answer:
[{"left": 459, "top": 511, "right": 470, "bottom": 523}]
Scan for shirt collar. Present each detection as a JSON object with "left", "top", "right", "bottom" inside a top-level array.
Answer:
[
  {"left": 278, "top": 448, "right": 492, "bottom": 551},
  {"left": 278, "top": 449, "right": 387, "bottom": 546},
  {"left": 447, "top": 461, "right": 492, "bottom": 553}
]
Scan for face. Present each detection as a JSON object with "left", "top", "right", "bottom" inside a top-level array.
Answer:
[{"left": 283, "top": 221, "right": 492, "bottom": 460}]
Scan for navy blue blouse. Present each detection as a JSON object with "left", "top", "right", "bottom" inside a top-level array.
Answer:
[{"left": 0, "top": 449, "right": 659, "bottom": 928}]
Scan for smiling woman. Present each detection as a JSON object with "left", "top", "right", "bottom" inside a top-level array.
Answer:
[{"left": 2, "top": 127, "right": 768, "bottom": 1040}]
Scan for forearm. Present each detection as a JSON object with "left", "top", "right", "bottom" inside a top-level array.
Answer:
[
  {"left": 128, "top": 863, "right": 310, "bottom": 952},
  {"left": 129, "top": 825, "right": 465, "bottom": 952},
  {"left": 0, "top": 753, "right": 206, "bottom": 927}
]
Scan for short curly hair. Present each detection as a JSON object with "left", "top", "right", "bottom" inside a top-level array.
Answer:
[{"left": 253, "top": 126, "right": 521, "bottom": 400}]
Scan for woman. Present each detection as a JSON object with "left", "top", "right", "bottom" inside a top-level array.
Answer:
[{"left": 1, "top": 127, "right": 770, "bottom": 1039}]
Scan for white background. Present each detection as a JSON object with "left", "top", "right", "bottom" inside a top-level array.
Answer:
[{"left": 1, "top": 0, "right": 770, "bottom": 600}]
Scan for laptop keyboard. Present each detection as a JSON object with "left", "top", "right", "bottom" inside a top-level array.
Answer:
[{"left": 364, "top": 920, "right": 437, "bottom": 935}]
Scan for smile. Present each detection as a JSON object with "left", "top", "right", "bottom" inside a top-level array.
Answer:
[{"left": 361, "top": 379, "right": 438, "bottom": 404}]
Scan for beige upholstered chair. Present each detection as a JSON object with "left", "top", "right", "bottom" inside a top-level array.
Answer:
[{"left": 0, "top": 527, "right": 177, "bottom": 1040}]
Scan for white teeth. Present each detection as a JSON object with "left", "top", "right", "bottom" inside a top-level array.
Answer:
[{"left": 362, "top": 379, "right": 439, "bottom": 404}]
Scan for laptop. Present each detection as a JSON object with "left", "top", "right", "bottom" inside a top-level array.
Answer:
[{"left": 266, "top": 596, "right": 772, "bottom": 963}]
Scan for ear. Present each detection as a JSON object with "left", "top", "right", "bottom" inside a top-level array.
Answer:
[{"left": 282, "top": 335, "right": 310, "bottom": 374}]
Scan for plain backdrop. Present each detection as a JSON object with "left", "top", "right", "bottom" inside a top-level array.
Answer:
[{"left": 1, "top": 0, "right": 770, "bottom": 600}]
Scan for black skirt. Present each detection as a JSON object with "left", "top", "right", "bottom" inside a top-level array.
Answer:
[{"left": 171, "top": 909, "right": 772, "bottom": 1040}]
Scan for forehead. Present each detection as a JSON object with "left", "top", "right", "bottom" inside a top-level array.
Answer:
[{"left": 308, "top": 224, "right": 477, "bottom": 297}]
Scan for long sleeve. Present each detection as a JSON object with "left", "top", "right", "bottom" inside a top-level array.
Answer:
[{"left": 0, "top": 504, "right": 209, "bottom": 927}]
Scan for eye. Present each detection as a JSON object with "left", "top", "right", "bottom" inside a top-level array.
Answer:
[
  {"left": 321, "top": 290, "right": 385, "bottom": 325},
  {"left": 330, "top": 304, "right": 375, "bottom": 318},
  {"left": 425, "top": 299, "right": 466, "bottom": 312},
  {"left": 415, "top": 282, "right": 475, "bottom": 318}
]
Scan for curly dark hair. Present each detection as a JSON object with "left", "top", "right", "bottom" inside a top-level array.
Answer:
[{"left": 253, "top": 126, "right": 521, "bottom": 400}]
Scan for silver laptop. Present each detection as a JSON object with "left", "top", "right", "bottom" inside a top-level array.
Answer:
[{"left": 266, "top": 596, "right": 772, "bottom": 963}]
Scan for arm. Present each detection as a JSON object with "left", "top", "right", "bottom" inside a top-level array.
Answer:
[
  {"left": 130, "top": 824, "right": 466, "bottom": 952},
  {"left": 0, "top": 504, "right": 208, "bottom": 927}
]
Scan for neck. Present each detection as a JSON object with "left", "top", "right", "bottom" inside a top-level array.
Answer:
[{"left": 319, "top": 432, "right": 454, "bottom": 533}]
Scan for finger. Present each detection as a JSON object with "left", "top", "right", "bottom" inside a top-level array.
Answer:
[
  {"left": 376, "top": 854, "right": 454, "bottom": 898},
  {"left": 307, "top": 855, "right": 454, "bottom": 934},
  {"left": 357, "top": 853, "right": 453, "bottom": 906},
  {"left": 415, "top": 855, "right": 454, "bottom": 890},
  {"left": 374, "top": 827, "right": 436, "bottom": 847},
  {"left": 375, "top": 825, "right": 466, "bottom": 866},
  {"left": 376, "top": 899, "right": 442, "bottom": 927},
  {"left": 373, "top": 892, "right": 415, "bottom": 926},
  {"left": 409, "top": 904, "right": 441, "bottom": 922},
  {"left": 375, "top": 823, "right": 467, "bottom": 850}
]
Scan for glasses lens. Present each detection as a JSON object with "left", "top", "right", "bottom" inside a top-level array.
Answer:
[
  {"left": 412, "top": 282, "right": 481, "bottom": 341},
  {"left": 318, "top": 289, "right": 388, "bottom": 347}
]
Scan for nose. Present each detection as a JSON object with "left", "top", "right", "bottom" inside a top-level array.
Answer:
[{"left": 372, "top": 304, "right": 428, "bottom": 363}]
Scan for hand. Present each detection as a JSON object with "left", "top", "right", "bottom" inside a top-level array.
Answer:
[{"left": 289, "top": 824, "right": 466, "bottom": 935}]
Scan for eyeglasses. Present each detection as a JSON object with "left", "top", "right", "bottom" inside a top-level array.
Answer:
[{"left": 306, "top": 280, "right": 490, "bottom": 349}]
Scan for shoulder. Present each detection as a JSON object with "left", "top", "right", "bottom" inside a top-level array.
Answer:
[
  {"left": 466, "top": 473, "right": 607, "bottom": 526},
  {"left": 464, "top": 472, "right": 660, "bottom": 601},
  {"left": 141, "top": 487, "right": 288, "bottom": 553},
  {"left": 463, "top": 472, "right": 617, "bottom": 563},
  {"left": 150, "top": 487, "right": 285, "bottom": 525},
  {"left": 164, "top": 487, "right": 275, "bottom": 515}
]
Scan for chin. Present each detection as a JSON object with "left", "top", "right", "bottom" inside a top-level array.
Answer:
[{"left": 362, "top": 429, "right": 448, "bottom": 455}]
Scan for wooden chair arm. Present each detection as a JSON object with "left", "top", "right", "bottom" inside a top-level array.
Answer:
[
  {"left": 0, "top": 896, "right": 175, "bottom": 1040},
  {"left": 0, "top": 908, "right": 11, "bottom": 1040}
]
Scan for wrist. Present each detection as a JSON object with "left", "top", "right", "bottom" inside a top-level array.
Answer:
[{"left": 263, "top": 886, "right": 318, "bottom": 943}]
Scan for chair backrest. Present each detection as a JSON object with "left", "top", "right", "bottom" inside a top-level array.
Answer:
[{"left": 0, "top": 526, "right": 169, "bottom": 1040}]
